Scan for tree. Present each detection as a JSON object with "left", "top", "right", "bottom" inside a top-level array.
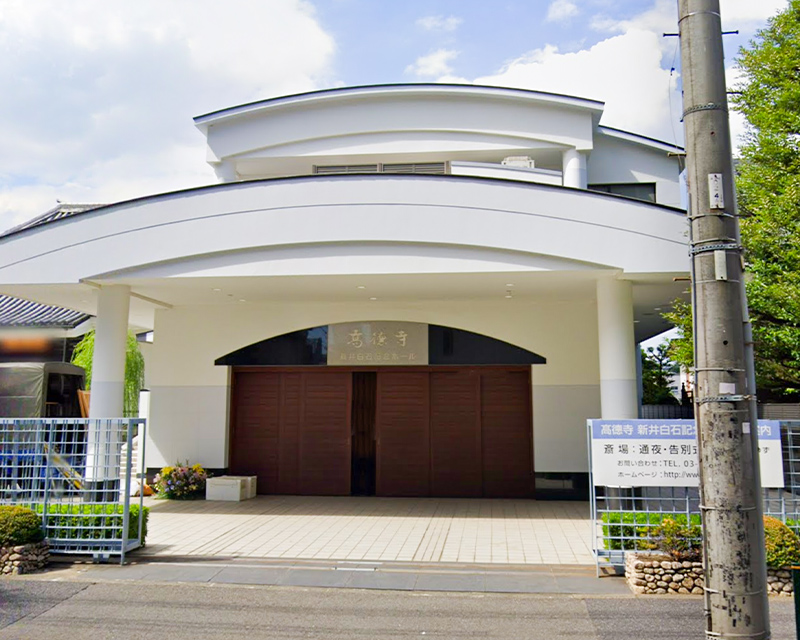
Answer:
[
  {"left": 668, "top": 2, "right": 800, "bottom": 401},
  {"left": 641, "top": 343, "right": 680, "bottom": 405},
  {"left": 70, "top": 330, "right": 146, "bottom": 416}
]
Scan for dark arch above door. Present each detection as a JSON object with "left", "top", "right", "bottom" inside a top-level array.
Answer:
[{"left": 215, "top": 322, "right": 546, "bottom": 366}]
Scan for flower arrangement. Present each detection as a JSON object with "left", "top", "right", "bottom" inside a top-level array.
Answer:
[{"left": 153, "top": 461, "right": 207, "bottom": 500}]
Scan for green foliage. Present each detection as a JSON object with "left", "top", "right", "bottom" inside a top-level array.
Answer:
[
  {"left": 641, "top": 343, "right": 679, "bottom": 405},
  {"left": 71, "top": 330, "right": 146, "bottom": 416},
  {"left": 604, "top": 512, "right": 800, "bottom": 568},
  {"left": 733, "top": 2, "right": 800, "bottom": 400},
  {"left": 0, "top": 506, "right": 44, "bottom": 547},
  {"left": 647, "top": 517, "right": 703, "bottom": 562},
  {"left": 764, "top": 516, "right": 800, "bottom": 568},
  {"left": 154, "top": 462, "right": 207, "bottom": 500},
  {"left": 36, "top": 503, "right": 148, "bottom": 545},
  {"left": 600, "top": 512, "right": 701, "bottom": 551},
  {"left": 664, "top": 299, "right": 694, "bottom": 372},
  {"left": 664, "top": 2, "right": 800, "bottom": 401}
]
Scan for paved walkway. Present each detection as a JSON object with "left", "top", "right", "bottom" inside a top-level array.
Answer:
[{"left": 137, "top": 496, "right": 594, "bottom": 565}]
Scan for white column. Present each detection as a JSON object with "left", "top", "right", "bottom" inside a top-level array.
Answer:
[
  {"left": 596, "top": 277, "right": 638, "bottom": 419},
  {"left": 562, "top": 148, "right": 587, "bottom": 189},
  {"left": 86, "top": 285, "right": 130, "bottom": 490},
  {"left": 90, "top": 285, "right": 130, "bottom": 418}
]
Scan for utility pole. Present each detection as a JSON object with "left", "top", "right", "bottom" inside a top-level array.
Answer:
[{"left": 677, "top": 1, "right": 770, "bottom": 639}]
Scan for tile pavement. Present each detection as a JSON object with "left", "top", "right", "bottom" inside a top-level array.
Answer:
[{"left": 135, "top": 496, "right": 594, "bottom": 565}]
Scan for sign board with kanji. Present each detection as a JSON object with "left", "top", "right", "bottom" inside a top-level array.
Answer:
[
  {"left": 588, "top": 419, "right": 783, "bottom": 488},
  {"left": 327, "top": 322, "right": 429, "bottom": 366}
]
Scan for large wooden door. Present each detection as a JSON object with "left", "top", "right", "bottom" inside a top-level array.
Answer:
[
  {"left": 298, "top": 371, "right": 352, "bottom": 495},
  {"left": 376, "top": 371, "right": 430, "bottom": 497},
  {"left": 480, "top": 369, "right": 533, "bottom": 498},
  {"left": 230, "top": 366, "right": 532, "bottom": 498},
  {"left": 430, "top": 369, "right": 482, "bottom": 497}
]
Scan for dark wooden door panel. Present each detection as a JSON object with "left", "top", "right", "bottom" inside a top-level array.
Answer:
[
  {"left": 351, "top": 372, "right": 377, "bottom": 495},
  {"left": 299, "top": 371, "right": 352, "bottom": 495},
  {"left": 376, "top": 371, "right": 430, "bottom": 497},
  {"left": 230, "top": 371, "right": 280, "bottom": 494},
  {"left": 430, "top": 369, "right": 482, "bottom": 497},
  {"left": 277, "top": 372, "right": 303, "bottom": 494},
  {"left": 481, "top": 369, "right": 533, "bottom": 498}
]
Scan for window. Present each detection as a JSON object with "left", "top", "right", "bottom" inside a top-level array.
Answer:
[
  {"left": 588, "top": 182, "right": 656, "bottom": 203},
  {"left": 313, "top": 162, "right": 448, "bottom": 175}
]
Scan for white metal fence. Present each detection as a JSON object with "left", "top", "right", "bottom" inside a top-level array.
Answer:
[
  {"left": 591, "top": 420, "right": 800, "bottom": 571},
  {"left": 0, "top": 417, "right": 147, "bottom": 563}
]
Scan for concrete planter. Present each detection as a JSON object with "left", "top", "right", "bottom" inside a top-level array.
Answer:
[
  {"left": 0, "top": 541, "right": 49, "bottom": 575},
  {"left": 625, "top": 553, "right": 795, "bottom": 596}
]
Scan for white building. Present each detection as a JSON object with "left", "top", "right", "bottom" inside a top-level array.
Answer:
[{"left": 0, "top": 84, "right": 688, "bottom": 498}]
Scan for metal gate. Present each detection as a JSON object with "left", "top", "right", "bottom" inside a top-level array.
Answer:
[{"left": 0, "top": 417, "right": 147, "bottom": 563}]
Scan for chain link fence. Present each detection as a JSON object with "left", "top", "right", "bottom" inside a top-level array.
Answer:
[{"left": 0, "top": 417, "right": 147, "bottom": 563}]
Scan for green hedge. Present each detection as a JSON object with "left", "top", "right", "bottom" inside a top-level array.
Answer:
[
  {"left": 0, "top": 506, "right": 45, "bottom": 547},
  {"left": 601, "top": 512, "right": 702, "bottom": 551},
  {"left": 764, "top": 516, "right": 800, "bottom": 569},
  {"left": 36, "top": 504, "right": 149, "bottom": 545}
]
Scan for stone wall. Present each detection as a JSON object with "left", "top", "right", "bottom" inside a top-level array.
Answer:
[
  {"left": 625, "top": 553, "right": 795, "bottom": 596},
  {"left": 625, "top": 553, "right": 704, "bottom": 594},
  {"left": 1, "top": 541, "right": 49, "bottom": 575},
  {"left": 768, "top": 569, "right": 795, "bottom": 595}
]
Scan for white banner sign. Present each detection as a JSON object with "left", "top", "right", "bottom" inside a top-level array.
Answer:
[{"left": 589, "top": 419, "right": 783, "bottom": 488}]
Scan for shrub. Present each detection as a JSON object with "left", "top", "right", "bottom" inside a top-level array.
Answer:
[
  {"left": 601, "top": 512, "right": 701, "bottom": 551},
  {"left": 764, "top": 516, "right": 800, "bottom": 569},
  {"left": 36, "top": 503, "right": 149, "bottom": 546},
  {"left": 0, "top": 506, "right": 44, "bottom": 547},
  {"left": 647, "top": 517, "right": 703, "bottom": 561},
  {"left": 154, "top": 461, "right": 207, "bottom": 500}
]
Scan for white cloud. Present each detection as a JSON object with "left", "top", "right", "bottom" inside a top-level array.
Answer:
[
  {"left": 579, "top": 0, "right": 787, "bottom": 143},
  {"left": 719, "top": 0, "right": 788, "bottom": 24},
  {"left": 546, "top": 0, "right": 579, "bottom": 23},
  {"left": 474, "top": 29, "right": 680, "bottom": 142},
  {"left": 416, "top": 15, "right": 462, "bottom": 32},
  {"left": 592, "top": 0, "right": 787, "bottom": 40},
  {"left": 406, "top": 49, "right": 459, "bottom": 78},
  {"left": 0, "top": 0, "right": 336, "bottom": 233}
]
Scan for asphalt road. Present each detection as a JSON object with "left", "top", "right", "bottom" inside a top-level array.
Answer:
[{"left": 0, "top": 578, "right": 797, "bottom": 640}]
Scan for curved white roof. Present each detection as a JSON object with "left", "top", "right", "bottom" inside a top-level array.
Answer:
[
  {"left": 0, "top": 174, "right": 689, "bottom": 338},
  {"left": 194, "top": 83, "right": 611, "bottom": 182},
  {"left": 194, "top": 83, "right": 605, "bottom": 127},
  {"left": 0, "top": 174, "right": 686, "bottom": 282}
]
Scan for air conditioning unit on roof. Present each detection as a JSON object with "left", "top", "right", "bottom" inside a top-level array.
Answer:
[{"left": 501, "top": 156, "right": 535, "bottom": 168}]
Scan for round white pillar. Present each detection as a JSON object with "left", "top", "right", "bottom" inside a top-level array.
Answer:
[
  {"left": 90, "top": 285, "right": 130, "bottom": 418},
  {"left": 596, "top": 277, "right": 638, "bottom": 419},
  {"left": 562, "top": 148, "right": 587, "bottom": 189}
]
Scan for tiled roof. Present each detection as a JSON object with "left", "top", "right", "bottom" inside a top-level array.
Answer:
[
  {"left": 0, "top": 295, "right": 91, "bottom": 329},
  {"left": 0, "top": 203, "right": 105, "bottom": 239}
]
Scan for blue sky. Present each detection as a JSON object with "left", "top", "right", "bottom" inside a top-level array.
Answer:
[{"left": 0, "top": 0, "right": 787, "bottom": 233}]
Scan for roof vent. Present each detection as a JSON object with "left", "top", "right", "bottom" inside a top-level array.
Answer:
[{"left": 501, "top": 156, "right": 535, "bottom": 168}]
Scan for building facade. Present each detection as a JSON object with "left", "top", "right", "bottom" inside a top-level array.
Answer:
[{"left": 0, "top": 84, "right": 689, "bottom": 498}]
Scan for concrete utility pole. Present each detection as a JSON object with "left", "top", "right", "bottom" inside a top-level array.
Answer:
[{"left": 677, "top": 1, "right": 770, "bottom": 638}]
